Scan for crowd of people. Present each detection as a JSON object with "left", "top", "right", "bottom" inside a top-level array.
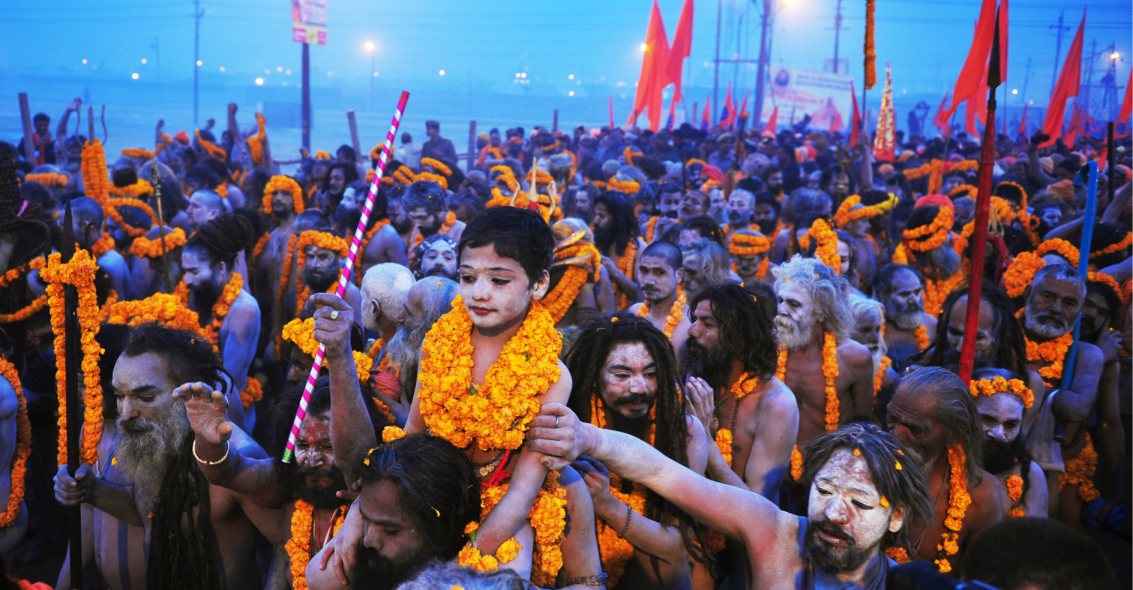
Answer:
[{"left": 0, "top": 95, "right": 1129, "bottom": 589}]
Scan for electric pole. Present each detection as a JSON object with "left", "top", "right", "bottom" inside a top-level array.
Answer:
[
  {"left": 713, "top": 0, "right": 722, "bottom": 123},
  {"left": 752, "top": 0, "right": 773, "bottom": 127},
  {"left": 832, "top": 0, "right": 845, "bottom": 74},
  {"left": 1084, "top": 39, "right": 1098, "bottom": 116},
  {"left": 193, "top": 0, "right": 203, "bottom": 126},
  {"left": 1048, "top": 11, "right": 1070, "bottom": 97}
]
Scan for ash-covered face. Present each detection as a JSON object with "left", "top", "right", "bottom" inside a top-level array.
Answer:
[{"left": 598, "top": 341, "right": 658, "bottom": 421}]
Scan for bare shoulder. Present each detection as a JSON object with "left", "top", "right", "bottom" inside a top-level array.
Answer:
[
  {"left": 970, "top": 467, "right": 1007, "bottom": 527},
  {"left": 838, "top": 339, "right": 873, "bottom": 369},
  {"left": 544, "top": 359, "right": 572, "bottom": 404},
  {"left": 230, "top": 291, "right": 261, "bottom": 322},
  {"left": 1075, "top": 341, "right": 1104, "bottom": 369},
  {"left": 627, "top": 302, "right": 643, "bottom": 314},
  {"left": 753, "top": 378, "right": 798, "bottom": 419}
]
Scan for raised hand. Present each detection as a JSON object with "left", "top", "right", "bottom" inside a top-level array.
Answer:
[
  {"left": 228, "top": 103, "right": 238, "bottom": 116},
  {"left": 528, "top": 403, "right": 588, "bottom": 471},
  {"left": 172, "top": 382, "right": 232, "bottom": 446},
  {"left": 310, "top": 293, "right": 353, "bottom": 360},
  {"left": 54, "top": 463, "right": 95, "bottom": 506},
  {"left": 683, "top": 376, "right": 716, "bottom": 433}
]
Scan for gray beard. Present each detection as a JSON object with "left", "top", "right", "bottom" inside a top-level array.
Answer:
[
  {"left": 891, "top": 311, "right": 922, "bottom": 331},
  {"left": 116, "top": 404, "right": 191, "bottom": 513},
  {"left": 775, "top": 315, "right": 814, "bottom": 350},
  {"left": 386, "top": 322, "right": 432, "bottom": 393},
  {"left": 1024, "top": 306, "right": 1071, "bottom": 340}
]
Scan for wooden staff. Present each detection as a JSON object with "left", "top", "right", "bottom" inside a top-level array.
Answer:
[
  {"left": 150, "top": 163, "right": 172, "bottom": 293},
  {"left": 18, "top": 93, "right": 36, "bottom": 162},
  {"left": 60, "top": 204, "right": 83, "bottom": 590},
  {"left": 957, "top": 3, "right": 1004, "bottom": 383},
  {"left": 347, "top": 110, "right": 362, "bottom": 165}
]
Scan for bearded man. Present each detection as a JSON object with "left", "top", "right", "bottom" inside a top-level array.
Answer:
[
  {"left": 892, "top": 204, "right": 963, "bottom": 318},
  {"left": 181, "top": 213, "right": 261, "bottom": 431},
  {"left": 848, "top": 295, "right": 899, "bottom": 421},
  {"left": 593, "top": 191, "right": 644, "bottom": 310},
  {"left": 65, "top": 196, "right": 129, "bottom": 298},
  {"left": 530, "top": 412, "right": 933, "bottom": 589},
  {"left": 873, "top": 264, "right": 937, "bottom": 368},
  {"left": 723, "top": 189, "right": 759, "bottom": 236},
  {"left": 1020, "top": 264, "right": 1103, "bottom": 525},
  {"left": 379, "top": 277, "right": 458, "bottom": 423},
  {"left": 55, "top": 323, "right": 267, "bottom": 589},
  {"left": 628, "top": 240, "right": 690, "bottom": 352},
  {"left": 886, "top": 367, "right": 1005, "bottom": 569},
  {"left": 566, "top": 315, "right": 710, "bottom": 588},
  {"left": 349, "top": 182, "right": 408, "bottom": 270},
  {"left": 293, "top": 229, "right": 364, "bottom": 329},
  {"left": 773, "top": 256, "right": 874, "bottom": 451},
  {"left": 404, "top": 180, "right": 464, "bottom": 248},
  {"left": 411, "top": 234, "right": 459, "bottom": 280}
]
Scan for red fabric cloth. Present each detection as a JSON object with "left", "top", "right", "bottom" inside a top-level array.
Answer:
[
  {"left": 1039, "top": 10, "right": 1086, "bottom": 147},
  {"left": 666, "top": 0, "right": 694, "bottom": 104}
]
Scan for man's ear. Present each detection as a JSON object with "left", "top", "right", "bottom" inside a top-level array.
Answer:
[
  {"left": 532, "top": 270, "right": 551, "bottom": 300},
  {"left": 675, "top": 267, "right": 685, "bottom": 283},
  {"left": 214, "top": 261, "right": 228, "bottom": 276},
  {"left": 887, "top": 506, "right": 905, "bottom": 534}
]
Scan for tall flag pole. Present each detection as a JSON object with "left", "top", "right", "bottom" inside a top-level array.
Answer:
[
  {"left": 958, "top": 0, "right": 1006, "bottom": 383},
  {"left": 283, "top": 91, "right": 410, "bottom": 462}
]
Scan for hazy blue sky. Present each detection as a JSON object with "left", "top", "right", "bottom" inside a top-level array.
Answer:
[{"left": 1, "top": 1, "right": 1129, "bottom": 154}]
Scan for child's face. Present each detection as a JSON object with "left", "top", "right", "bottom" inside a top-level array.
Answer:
[{"left": 457, "top": 244, "right": 547, "bottom": 336}]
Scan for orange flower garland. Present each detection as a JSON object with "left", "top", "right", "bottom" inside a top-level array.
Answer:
[
  {"left": 1024, "top": 331, "right": 1073, "bottom": 387},
  {"left": 874, "top": 356, "right": 892, "bottom": 396},
  {"left": 833, "top": 195, "right": 863, "bottom": 229},
  {"left": 0, "top": 257, "right": 45, "bottom": 289},
  {"left": 903, "top": 207, "right": 954, "bottom": 253},
  {"left": 194, "top": 130, "right": 228, "bottom": 160},
  {"left": 24, "top": 172, "right": 69, "bottom": 188},
  {"left": 934, "top": 444, "right": 970, "bottom": 574},
  {"left": 1058, "top": 435, "right": 1101, "bottom": 503},
  {"left": 412, "top": 212, "right": 457, "bottom": 249},
  {"left": 644, "top": 216, "right": 661, "bottom": 243},
  {"left": 286, "top": 500, "right": 346, "bottom": 590},
  {"left": 0, "top": 295, "right": 48, "bottom": 324},
  {"left": 277, "top": 234, "right": 298, "bottom": 321},
  {"left": 776, "top": 332, "right": 841, "bottom": 431},
  {"left": 193, "top": 273, "right": 244, "bottom": 346},
  {"left": 295, "top": 231, "right": 349, "bottom": 315},
  {"left": 790, "top": 445, "right": 804, "bottom": 481},
  {"left": 250, "top": 233, "right": 270, "bottom": 264},
  {"left": 89, "top": 233, "right": 116, "bottom": 258},
  {"left": 281, "top": 318, "right": 376, "bottom": 385},
  {"left": 922, "top": 271, "right": 965, "bottom": 318},
  {"left": 121, "top": 147, "right": 154, "bottom": 160},
  {"left": 728, "top": 232, "right": 771, "bottom": 257},
  {"left": 420, "top": 157, "right": 452, "bottom": 178},
  {"left": 614, "top": 240, "right": 638, "bottom": 310},
  {"left": 417, "top": 294, "right": 561, "bottom": 452},
  {"left": 1036, "top": 238, "right": 1080, "bottom": 267},
  {"left": 635, "top": 286, "right": 686, "bottom": 339},
  {"left": 108, "top": 178, "right": 154, "bottom": 199},
  {"left": 1003, "top": 251, "right": 1044, "bottom": 298},
  {"left": 835, "top": 193, "right": 899, "bottom": 227},
  {"left": 246, "top": 113, "right": 267, "bottom": 166},
  {"left": 80, "top": 139, "right": 110, "bottom": 204},
  {"left": 914, "top": 325, "right": 930, "bottom": 351},
  {"left": 1004, "top": 474, "right": 1025, "bottom": 518},
  {"left": 713, "top": 373, "right": 759, "bottom": 468},
  {"left": 864, "top": 0, "right": 876, "bottom": 89},
  {"left": 41, "top": 250, "right": 103, "bottom": 467},
  {"left": 240, "top": 377, "right": 263, "bottom": 410},
  {"left": 1090, "top": 232, "right": 1132, "bottom": 260},
  {"left": 798, "top": 219, "right": 841, "bottom": 273},
  {"left": 105, "top": 293, "right": 203, "bottom": 336},
  {"left": 105, "top": 197, "right": 156, "bottom": 238},
  {"left": 415, "top": 171, "right": 449, "bottom": 190},
  {"left": 542, "top": 266, "right": 594, "bottom": 325},
  {"left": 969, "top": 376, "right": 1034, "bottom": 409},
  {"left": 947, "top": 183, "right": 978, "bottom": 198},
  {"left": 262, "top": 176, "right": 305, "bottom": 215},
  {"left": 607, "top": 178, "right": 641, "bottom": 195},
  {"left": 0, "top": 358, "right": 31, "bottom": 527}
]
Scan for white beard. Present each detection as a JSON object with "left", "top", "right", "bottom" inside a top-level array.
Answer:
[{"left": 775, "top": 314, "right": 814, "bottom": 350}]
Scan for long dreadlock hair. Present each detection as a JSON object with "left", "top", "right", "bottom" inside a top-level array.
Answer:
[
  {"left": 564, "top": 314, "right": 711, "bottom": 566},
  {"left": 925, "top": 282, "right": 1030, "bottom": 380},
  {"left": 122, "top": 323, "right": 226, "bottom": 590}
]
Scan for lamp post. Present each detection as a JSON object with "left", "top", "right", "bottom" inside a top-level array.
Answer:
[{"left": 364, "top": 40, "right": 377, "bottom": 109}]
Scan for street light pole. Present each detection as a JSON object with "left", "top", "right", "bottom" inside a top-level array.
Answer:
[{"left": 364, "top": 40, "right": 377, "bottom": 109}]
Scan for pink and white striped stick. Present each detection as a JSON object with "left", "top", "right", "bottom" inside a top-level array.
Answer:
[{"left": 282, "top": 90, "right": 410, "bottom": 463}]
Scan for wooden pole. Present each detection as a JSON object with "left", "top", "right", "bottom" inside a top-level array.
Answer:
[
  {"left": 60, "top": 204, "right": 83, "bottom": 590},
  {"left": 301, "top": 43, "right": 311, "bottom": 149},
  {"left": 467, "top": 120, "right": 477, "bottom": 171},
  {"left": 347, "top": 110, "right": 362, "bottom": 164},
  {"left": 552, "top": 109, "right": 559, "bottom": 133},
  {"left": 18, "top": 93, "right": 36, "bottom": 162}
]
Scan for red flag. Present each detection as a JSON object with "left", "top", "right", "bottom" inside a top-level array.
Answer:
[
  {"left": 763, "top": 106, "right": 779, "bottom": 138},
  {"left": 997, "top": 0, "right": 1009, "bottom": 83},
  {"left": 628, "top": 0, "right": 671, "bottom": 131},
  {"left": 667, "top": 0, "right": 694, "bottom": 104},
  {"left": 1018, "top": 103, "right": 1028, "bottom": 139},
  {"left": 1039, "top": 10, "right": 1085, "bottom": 147},
  {"left": 873, "top": 64, "right": 896, "bottom": 162},
  {"left": 738, "top": 92, "right": 750, "bottom": 119},
  {"left": 945, "top": 0, "right": 998, "bottom": 119},
  {"left": 720, "top": 84, "right": 735, "bottom": 129},
  {"left": 1064, "top": 103, "right": 1084, "bottom": 147},
  {"left": 1097, "top": 143, "right": 1108, "bottom": 170},
  {"left": 608, "top": 96, "right": 615, "bottom": 128},
  {"left": 850, "top": 81, "right": 862, "bottom": 145},
  {"left": 701, "top": 95, "right": 711, "bottom": 131},
  {"left": 1120, "top": 70, "right": 1133, "bottom": 125},
  {"left": 933, "top": 92, "right": 952, "bottom": 137},
  {"left": 965, "top": 100, "right": 979, "bottom": 137}
]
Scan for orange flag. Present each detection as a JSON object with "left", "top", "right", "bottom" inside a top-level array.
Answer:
[
  {"left": 1039, "top": 10, "right": 1085, "bottom": 147},
  {"left": 945, "top": 0, "right": 998, "bottom": 120},
  {"left": 667, "top": 0, "right": 694, "bottom": 104},
  {"left": 629, "top": 0, "right": 671, "bottom": 130}
]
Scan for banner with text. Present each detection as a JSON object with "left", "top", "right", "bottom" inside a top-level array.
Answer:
[
  {"left": 764, "top": 67, "right": 854, "bottom": 132},
  {"left": 292, "top": 0, "right": 327, "bottom": 45}
]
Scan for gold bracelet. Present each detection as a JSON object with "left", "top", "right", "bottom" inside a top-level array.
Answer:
[
  {"left": 192, "top": 440, "right": 230, "bottom": 466},
  {"left": 617, "top": 503, "right": 633, "bottom": 537}
]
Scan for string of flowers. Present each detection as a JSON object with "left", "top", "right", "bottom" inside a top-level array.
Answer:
[
  {"left": 0, "top": 295, "right": 48, "bottom": 324},
  {"left": 798, "top": 219, "right": 842, "bottom": 273},
  {"left": 874, "top": 355, "right": 892, "bottom": 396},
  {"left": 195, "top": 130, "right": 228, "bottom": 160},
  {"left": 105, "top": 198, "right": 155, "bottom": 237},
  {"left": 41, "top": 250, "right": 103, "bottom": 466},
  {"left": 776, "top": 332, "right": 841, "bottom": 431},
  {"left": 262, "top": 176, "right": 304, "bottom": 215},
  {"left": 105, "top": 293, "right": 204, "bottom": 336},
  {"left": 0, "top": 257, "right": 45, "bottom": 289},
  {"left": 614, "top": 240, "right": 638, "bottom": 310},
  {"left": 420, "top": 157, "right": 452, "bottom": 178},
  {"left": 286, "top": 500, "right": 346, "bottom": 590},
  {"left": 418, "top": 294, "right": 561, "bottom": 451},
  {"left": 969, "top": 376, "right": 1034, "bottom": 409},
  {"left": 88, "top": 234, "right": 116, "bottom": 258},
  {"left": 1090, "top": 232, "right": 1132, "bottom": 259},
  {"left": 713, "top": 373, "right": 759, "bottom": 468},
  {"left": 903, "top": 206, "right": 954, "bottom": 252},
  {"left": 24, "top": 172, "right": 69, "bottom": 188},
  {"left": 415, "top": 171, "right": 449, "bottom": 190},
  {"left": 1004, "top": 474, "right": 1025, "bottom": 518},
  {"left": 635, "top": 286, "right": 686, "bottom": 339},
  {"left": 246, "top": 113, "right": 267, "bottom": 166},
  {"left": 80, "top": 139, "right": 110, "bottom": 204},
  {"left": 922, "top": 270, "right": 965, "bottom": 318},
  {"left": 934, "top": 445, "right": 970, "bottom": 574},
  {"left": 914, "top": 325, "right": 931, "bottom": 351},
  {"left": 607, "top": 177, "right": 641, "bottom": 195},
  {"left": 1058, "top": 435, "right": 1101, "bottom": 503},
  {"left": 294, "top": 231, "right": 349, "bottom": 316},
  {"left": 0, "top": 358, "right": 31, "bottom": 527},
  {"left": 1023, "top": 331, "right": 1073, "bottom": 387},
  {"left": 108, "top": 178, "right": 154, "bottom": 199},
  {"left": 277, "top": 234, "right": 298, "bottom": 328}
]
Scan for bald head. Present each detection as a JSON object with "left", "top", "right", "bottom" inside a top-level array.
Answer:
[
  {"left": 361, "top": 263, "right": 416, "bottom": 332},
  {"left": 406, "top": 277, "right": 459, "bottom": 332},
  {"left": 66, "top": 196, "right": 104, "bottom": 248},
  {"left": 187, "top": 190, "right": 226, "bottom": 229}
]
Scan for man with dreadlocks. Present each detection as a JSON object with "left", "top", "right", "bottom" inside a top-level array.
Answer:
[
  {"left": 181, "top": 213, "right": 260, "bottom": 431},
  {"left": 565, "top": 314, "right": 709, "bottom": 588},
  {"left": 56, "top": 323, "right": 266, "bottom": 589},
  {"left": 592, "top": 191, "right": 644, "bottom": 310}
]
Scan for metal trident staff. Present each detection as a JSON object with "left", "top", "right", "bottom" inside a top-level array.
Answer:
[{"left": 283, "top": 91, "right": 410, "bottom": 462}]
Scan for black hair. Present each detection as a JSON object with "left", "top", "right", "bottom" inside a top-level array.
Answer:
[
  {"left": 458, "top": 206, "right": 553, "bottom": 284},
  {"left": 402, "top": 180, "right": 447, "bottom": 215},
  {"left": 33, "top": 113, "right": 49, "bottom": 124},
  {"left": 96, "top": 323, "right": 131, "bottom": 420},
  {"left": 926, "top": 282, "right": 1030, "bottom": 380},
  {"left": 686, "top": 284, "right": 778, "bottom": 382},
  {"left": 801, "top": 423, "right": 932, "bottom": 555},
  {"left": 336, "top": 145, "right": 357, "bottom": 161},
  {"left": 640, "top": 240, "right": 682, "bottom": 270},
  {"left": 593, "top": 191, "right": 639, "bottom": 254},
  {"left": 323, "top": 162, "right": 360, "bottom": 193},
  {"left": 184, "top": 212, "right": 254, "bottom": 270},
  {"left": 754, "top": 191, "right": 781, "bottom": 213},
  {"left": 871, "top": 263, "right": 924, "bottom": 299},
  {"left": 199, "top": 157, "right": 231, "bottom": 183},
  {"left": 891, "top": 367, "right": 984, "bottom": 479},
  {"left": 185, "top": 163, "right": 221, "bottom": 191},
  {"left": 960, "top": 518, "right": 1117, "bottom": 589},
  {"left": 122, "top": 322, "right": 226, "bottom": 387},
  {"left": 112, "top": 167, "right": 140, "bottom": 188},
  {"left": 679, "top": 215, "right": 726, "bottom": 246},
  {"left": 359, "top": 434, "right": 480, "bottom": 562}
]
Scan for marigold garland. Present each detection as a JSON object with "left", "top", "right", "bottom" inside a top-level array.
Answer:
[
  {"left": 874, "top": 356, "right": 892, "bottom": 396},
  {"left": 635, "top": 286, "right": 686, "bottom": 339},
  {"left": 415, "top": 171, "right": 449, "bottom": 190},
  {"left": 1035, "top": 238, "right": 1080, "bottom": 267},
  {"left": 864, "top": 0, "right": 876, "bottom": 89},
  {"left": 121, "top": 147, "right": 154, "bottom": 160},
  {"left": 833, "top": 195, "right": 863, "bottom": 229},
  {"left": 277, "top": 234, "right": 298, "bottom": 321},
  {"left": 923, "top": 270, "right": 965, "bottom": 318},
  {"left": 195, "top": 130, "right": 228, "bottom": 160},
  {"left": 969, "top": 376, "right": 1034, "bottom": 409},
  {"left": 128, "top": 226, "right": 188, "bottom": 261},
  {"left": 106, "top": 293, "right": 203, "bottom": 336},
  {"left": 712, "top": 373, "right": 759, "bottom": 468},
  {"left": 607, "top": 178, "right": 641, "bottom": 195},
  {"left": 240, "top": 377, "right": 263, "bottom": 410},
  {"left": 1090, "top": 232, "right": 1132, "bottom": 259},
  {"left": 420, "top": 157, "right": 452, "bottom": 178},
  {"left": 108, "top": 179, "right": 154, "bottom": 199},
  {"left": 0, "top": 257, "right": 45, "bottom": 289},
  {"left": 24, "top": 172, "right": 69, "bottom": 188},
  {"left": 903, "top": 207, "right": 954, "bottom": 253},
  {"left": 246, "top": 113, "right": 267, "bottom": 166},
  {"left": 914, "top": 325, "right": 930, "bottom": 351},
  {"left": 1058, "top": 435, "right": 1100, "bottom": 503},
  {"left": 286, "top": 499, "right": 346, "bottom": 590},
  {"left": 1003, "top": 251, "right": 1044, "bottom": 298},
  {"left": 412, "top": 212, "right": 457, "bottom": 249},
  {"left": 0, "top": 358, "right": 31, "bottom": 527},
  {"left": 776, "top": 332, "right": 840, "bottom": 431},
  {"left": 798, "top": 219, "right": 841, "bottom": 273},
  {"left": 1088, "top": 272, "right": 1125, "bottom": 307},
  {"left": 0, "top": 295, "right": 48, "bottom": 324},
  {"left": 41, "top": 250, "right": 103, "bottom": 467},
  {"left": 644, "top": 216, "right": 661, "bottom": 243},
  {"left": 790, "top": 445, "right": 804, "bottom": 481},
  {"left": 250, "top": 233, "right": 270, "bottom": 265},
  {"left": 728, "top": 232, "right": 771, "bottom": 257},
  {"left": 928, "top": 445, "right": 970, "bottom": 573},
  {"left": 281, "top": 317, "right": 377, "bottom": 386},
  {"left": 542, "top": 266, "right": 593, "bottom": 325},
  {"left": 294, "top": 231, "right": 349, "bottom": 315},
  {"left": 105, "top": 197, "right": 155, "bottom": 238},
  {"left": 1004, "top": 474, "right": 1025, "bottom": 518},
  {"left": 614, "top": 240, "right": 638, "bottom": 310},
  {"left": 947, "top": 183, "right": 978, "bottom": 199},
  {"left": 89, "top": 233, "right": 116, "bottom": 258},
  {"left": 80, "top": 139, "right": 110, "bottom": 204},
  {"left": 262, "top": 176, "right": 305, "bottom": 215},
  {"left": 1024, "top": 331, "right": 1073, "bottom": 387},
  {"left": 418, "top": 295, "right": 561, "bottom": 452}
]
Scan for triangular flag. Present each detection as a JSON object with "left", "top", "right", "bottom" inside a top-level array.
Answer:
[
  {"left": 738, "top": 92, "right": 750, "bottom": 119},
  {"left": 850, "top": 81, "right": 862, "bottom": 146},
  {"left": 933, "top": 92, "right": 952, "bottom": 137},
  {"left": 1119, "top": 69, "right": 1133, "bottom": 125},
  {"left": 1018, "top": 103, "right": 1028, "bottom": 140},
  {"left": 700, "top": 95, "right": 711, "bottom": 131},
  {"left": 873, "top": 64, "right": 897, "bottom": 162},
  {"left": 720, "top": 84, "right": 735, "bottom": 129},
  {"left": 763, "top": 106, "right": 779, "bottom": 138},
  {"left": 1039, "top": 9, "right": 1085, "bottom": 147},
  {"left": 666, "top": 0, "right": 694, "bottom": 104},
  {"left": 945, "top": 0, "right": 998, "bottom": 119},
  {"left": 628, "top": 0, "right": 671, "bottom": 131}
]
